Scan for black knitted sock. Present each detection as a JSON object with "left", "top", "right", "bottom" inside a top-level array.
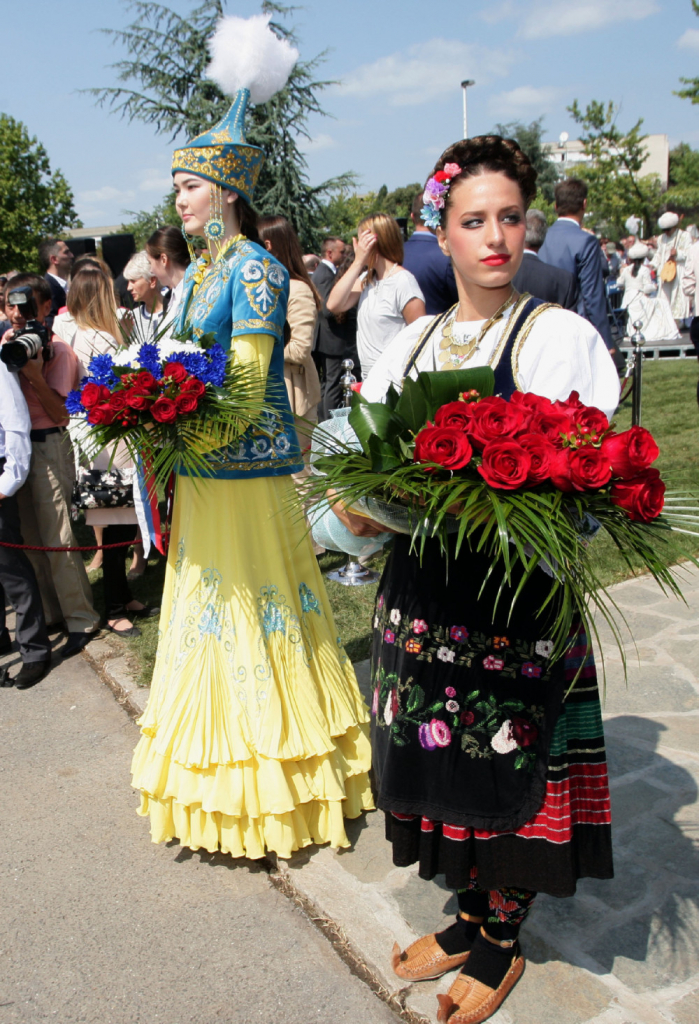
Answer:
[
  {"left": 458, "top": 932, "right": 520, "bottom": 990},
  {"left": 435, "top": 915, "right": 482, "bottom": 955}
]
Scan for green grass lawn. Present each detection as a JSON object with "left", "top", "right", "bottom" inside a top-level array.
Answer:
[{"left": 81, "top": 358, "right": 699, "bottom": 685}]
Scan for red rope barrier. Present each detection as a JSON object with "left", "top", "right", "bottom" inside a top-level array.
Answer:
[{"left": 0, "top": 539, "right": 147, "bottom": 553}]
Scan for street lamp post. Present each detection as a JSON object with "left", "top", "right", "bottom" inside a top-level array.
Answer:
[{"left": 461, "top": 79, "right": 475, "bottom": 139}]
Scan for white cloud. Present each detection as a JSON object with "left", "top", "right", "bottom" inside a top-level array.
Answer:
[
  {"left": 678, "top": 28, "right": 699, "bottom": 52},
  {"left": 78, "top": 185, "right": 136, "bottom": 205},
  {"left": 488, "top": 85, "right": 560, "bottom": 117},
  {"left": 337, "top": 39, "right": 515, "bottom": 107},
  {"left": 479, "top": 1, "right": 518, "bottom": 25},
  {"left": 519, "top": 0, "right": 660, "bottom": 39},
  {"left": 299, "top": 133, "right": 337, "bottom": 153}
]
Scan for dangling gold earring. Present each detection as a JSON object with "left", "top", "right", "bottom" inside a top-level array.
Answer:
[
  {"left": 181, "top": 225, "right": 196, "bottom": 263},
  {"left": 204, "top": 182, "right": 225, "bottom": 248}
]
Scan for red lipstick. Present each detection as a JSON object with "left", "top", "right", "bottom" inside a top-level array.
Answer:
[{"left": 481, "top": 254, "right": 511, "bottom": 266}]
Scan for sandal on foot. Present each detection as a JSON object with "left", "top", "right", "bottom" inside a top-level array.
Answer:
[
  {"left": 436, "top": 945, "right": 524, "bottom": 1024},
  {"left": 392, "top": 934, "right": 470, "bottom": 982}
]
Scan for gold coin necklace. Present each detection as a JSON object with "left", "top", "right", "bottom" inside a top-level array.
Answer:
[{"left": 438, "top": 291, "right": 518, "bottom": 368}]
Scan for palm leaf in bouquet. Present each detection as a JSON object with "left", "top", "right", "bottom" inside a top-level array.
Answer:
[{"left": 308, "top": 367, "right": 699, "bottom": 680}]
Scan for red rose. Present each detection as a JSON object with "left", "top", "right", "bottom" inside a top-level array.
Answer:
[
  {"left": 467, "top": 396, "right": 529, "bottom": 450},
  {"left": 175, "top": 393, "right": 199, "bottom": 415},
  {"left": 125, "top": 391, "right": 152, "bottom": 411},
  {"left": 87, "top": 403, "right": 116, "bottom": 426},
  {"left": 150, "top": 397, "right": 178, "bottom": 424},
  {"left": 510, "top": 391, "right": 554, "bottom": 416},
  {"left": 573, "top": 405, "right": 609, "bottom": 438},
  {"left": 611, "top": 468, "right": 665, "bottom": 522},
  {"left": 569, "top": 446, "right": 613, "bottom": 491},
  {"left": 553, "top": 390, "right": 584, "bottom": 416},
  {"left": 601, "top": 426, "right": 659, "bottom": 480},
  {"left": 433, "top": 170, "right": 449, "bottom": 182},
  {"left": 136, "top": 371, "right": 159, "bottom": 392},
  {"left": 414, "top": 424, "right": 473, "bottom": 471},
  {"left": 107, "top": 390, "right": 128, "bottom": 411},
  {"left": 478, "top": 440, "right": 531, "bottom": 490},
  {"left": 511, "top": 718, "right": 538, "bottom": 747},
  {"left": 162, "top": 361, "right": 188, "bottom": 384},
  {"left": 180, "top": 377, "right": 206, "bottom": 399},
  {"left": 549, "top": 447, "right": 575, "bottom": 492},
  {"left": 434, "top": 400, "right": 474, "bottom": 432},
  {"left": 99, "top": 385, "right": 111, "bottom": 401},
  {"left": 530, "top": 410, "right": 575, "bottom": 447},
  {"left": 518, "top": 432, "right": 557, "bottom": 484},
  {"left": 80, "top": 382, "right": 102, "bottom": 409}
]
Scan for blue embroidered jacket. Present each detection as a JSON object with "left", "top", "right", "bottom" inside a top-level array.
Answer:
[{"left": 175, "top": 237, "right": 303, "bottom": 480}]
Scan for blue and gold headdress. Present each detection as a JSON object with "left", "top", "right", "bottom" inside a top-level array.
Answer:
[{"left": 171, "top": 14, "right": 298, "bottom": 205}]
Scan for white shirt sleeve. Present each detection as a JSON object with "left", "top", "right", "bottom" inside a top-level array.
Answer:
[
  {"left": 517, "top": 308, "right": 620, "bottom": 419},
  {"left": 0, "top": 361, "right": 32, "bottom": 497},
  {"left": 394, "top": 269, "right": 425, "bottom": 312}
]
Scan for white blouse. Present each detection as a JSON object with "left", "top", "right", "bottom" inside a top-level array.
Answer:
[
  {"left": 356, "top": 268, "right": 424, "bottom": 377},
  {"left": 361, "top": 302, "right": 620, "bottom": 420}
]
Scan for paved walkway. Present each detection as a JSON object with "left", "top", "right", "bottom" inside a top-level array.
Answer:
[{"left": 2, "top": 566, "right": 698, "bottom": 1024}]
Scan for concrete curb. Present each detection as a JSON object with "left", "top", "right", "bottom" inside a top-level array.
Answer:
[{"left": 82, "top": 638, "right": 149, "bottom": 721}]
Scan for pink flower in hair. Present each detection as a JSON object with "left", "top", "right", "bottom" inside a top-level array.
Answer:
[{"left": 443, "top": 162, "right": 462, "bottom": 178}]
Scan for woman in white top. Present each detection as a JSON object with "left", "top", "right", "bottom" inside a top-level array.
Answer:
[
  {"left": 145, "top": 226, "right": 191, "bottom": 344},
  {"left": 326, "top": 212, "right": 425, "bottom": 377},
  {"left": 333, "top": 135, "right": 619, "bottom": 1024},
  {"left": 618, "top": 242, "right": 680, "bottom": 343},
  {"left": 123, "top": 250, "right": 166, "bottom": 343}
]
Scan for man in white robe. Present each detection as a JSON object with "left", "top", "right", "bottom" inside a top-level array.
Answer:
[{"left": 651, "top": 211, "right": 692, "bottom": 326}]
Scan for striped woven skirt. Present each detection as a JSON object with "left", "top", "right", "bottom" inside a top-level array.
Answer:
[{"left": 372, "top": 535, "right": 613, "bottom": 899}]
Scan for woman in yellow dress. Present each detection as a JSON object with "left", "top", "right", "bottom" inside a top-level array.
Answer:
[{"left": 130, "top": 14, "right": 373, "bottom": 860}]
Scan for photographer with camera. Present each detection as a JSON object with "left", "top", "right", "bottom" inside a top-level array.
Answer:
[
  {"left": 0, "top": 355, "right": 52, "bottom": 689},
  {"left": 1, "top": 275, "right": 99, "bottom": 658}
]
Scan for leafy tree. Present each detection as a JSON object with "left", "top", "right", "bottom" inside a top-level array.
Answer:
[
  {"left": 567, "top": 100, "right": 663, "bottom": 236},
  {"left": 665, "top": 142, "right": 699, "bottom": 212},
  {"left": 494, "top": 118, "right": 559, "bottom": 203},
  {"left": 91, "top": 0, "right": 355, "bottom": 249},
  {"left": 676, "top": 1, "right": 699, "bottom": 105},
  {"left": 0, "top": 114, "right": 81, "bottom": 271},
  {"left": 319, "top": 183, "right": 422, "bottom": 242}
]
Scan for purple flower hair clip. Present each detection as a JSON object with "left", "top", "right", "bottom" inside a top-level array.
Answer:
[{"left": 421, "top": 162, "right": 463, "bottom": 228}]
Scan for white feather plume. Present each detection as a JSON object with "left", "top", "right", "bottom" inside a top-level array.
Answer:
[{"left": 205, "top": 14, "right": 298, "bottom": 105}]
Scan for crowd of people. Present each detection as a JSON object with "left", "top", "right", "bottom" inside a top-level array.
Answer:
[{"left": 1, "top": 20, "right": 696, "bottom": 1016}]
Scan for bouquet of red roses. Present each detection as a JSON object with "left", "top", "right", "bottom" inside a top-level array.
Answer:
[
  {"left": 309, "top": 366, "right": 696, "bottom": 667},
  {"left": 66, "top": 339, "right": 268, "bottom": 486}
]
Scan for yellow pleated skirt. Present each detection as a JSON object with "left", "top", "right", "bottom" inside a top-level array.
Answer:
[{"left": 131, "top": 473, "right": 374, "bottom": 860}]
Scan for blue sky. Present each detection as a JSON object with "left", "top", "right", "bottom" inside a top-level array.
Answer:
[{"left": 2, "top": 0, "right": 699, "bottom": 227}]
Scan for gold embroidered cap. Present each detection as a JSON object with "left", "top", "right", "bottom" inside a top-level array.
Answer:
[
  {"left": 171, "top": 14, "right": 298, "bottom": 204},
  {"left": 172, "top": 89, "right": 263, "bottom": 203}
]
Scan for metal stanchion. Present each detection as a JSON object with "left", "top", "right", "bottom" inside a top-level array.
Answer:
[
  {"left": 325, "top": 359, "right": 382, "bottom": 587},
  {"left": 630, "top": 319, "right": 646, "bottom": 426}
]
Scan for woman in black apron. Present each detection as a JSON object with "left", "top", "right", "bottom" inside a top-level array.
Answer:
[{"left": 336, "top": 136, "right": 620, "bottom": 1024}]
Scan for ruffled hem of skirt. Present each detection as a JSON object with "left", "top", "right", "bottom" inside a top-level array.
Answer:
[{"left": 131, "top": 722, "right": 375, "bottom": 859}]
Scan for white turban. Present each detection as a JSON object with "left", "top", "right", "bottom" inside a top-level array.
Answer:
[
  {"left": 628, "top": 243, "right": 649, "bottom": 260},
  {"left": 658, "top": 212, "right": 679, "bottom": 231},
  {"left": 625, "top": 215, "right": 640, "bottom": 235}
]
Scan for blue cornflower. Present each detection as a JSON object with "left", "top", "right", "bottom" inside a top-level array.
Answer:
[
  {"left": 206, "top": 345, "right": 228, "bottom": 387},
  {"left": 65, "top": 390, "right": 85, "bottom": 415},
  {"left": 86, "top": 353, "right": 118, "bottom": 387},
  {"left": 176, "top": 350, "right": 208, "bottom": 380},
  {"left": 136, "top": 343, "right": 162, "bottom": 378}
]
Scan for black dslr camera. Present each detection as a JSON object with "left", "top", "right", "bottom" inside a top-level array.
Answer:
[{"left": 1, "top": 286, "right": 52, "bottom": 372}]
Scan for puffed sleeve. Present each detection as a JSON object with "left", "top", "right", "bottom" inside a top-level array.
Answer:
[
  {"left": 517, "top": 308, "right": 620, "bottom": 419},
  {"left": 231, "top": 253, "right": 289, "bottom": 342}
]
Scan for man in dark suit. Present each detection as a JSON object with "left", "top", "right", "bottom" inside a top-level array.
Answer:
[
  {"left": 538, "top": 179, "right": 615, "bottom": 354},
  {"left": 402, "top": 192, "right": 459, "bottom": 315},
  {"left": 513, "top": 209, "right": 579, "bottom": 310},
  {"left": 38, "top": 238, "right": 74, "bottom": 331},
  {"left": 312, "top": 237, "right": 360, "bottom": 420}
]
